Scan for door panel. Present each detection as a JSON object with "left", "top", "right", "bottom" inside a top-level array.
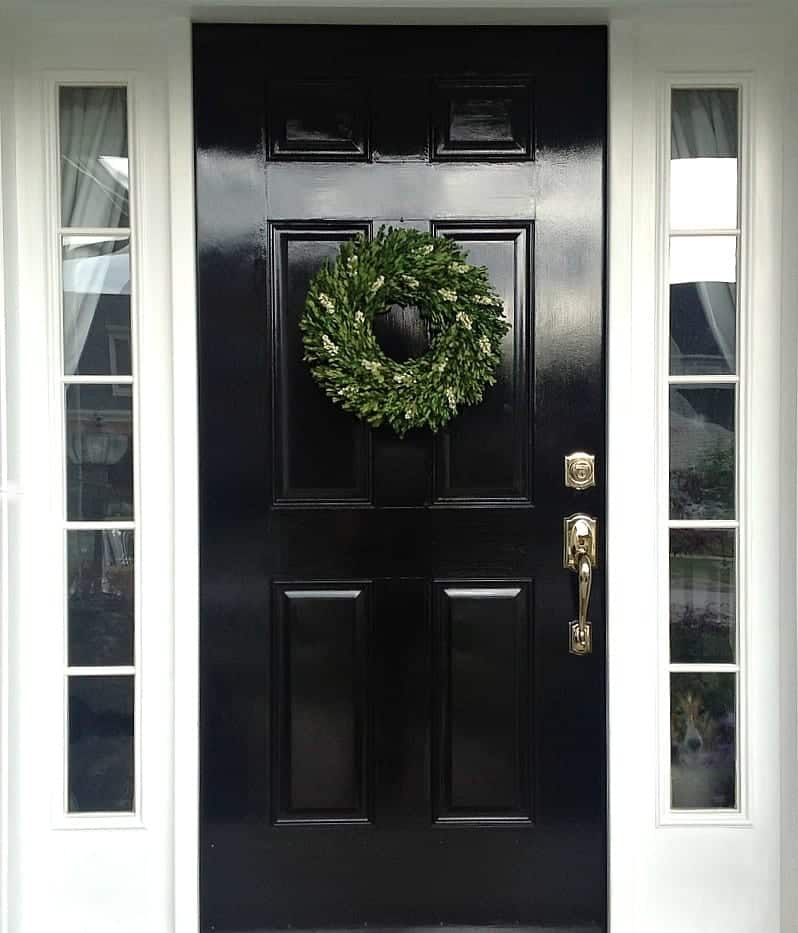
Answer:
[
  {"left": 432, "top": 225, "right": 531, "bottom": 503},
  {"left": 272, "top": 582, "right": 372, "bottom": 824},
  {"left": 433, "top": 583, "right": 531, "bottom": 822},
  {"left": 271, "top": 225, "right": 372, "bottom": 504},
  {"left": 196, "top": 24, "right": 606, "bottom": 932}
]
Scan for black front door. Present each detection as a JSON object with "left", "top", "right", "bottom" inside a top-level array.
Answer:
[{"left": 195, "top": 25, "right": 606, "bottom": 933}]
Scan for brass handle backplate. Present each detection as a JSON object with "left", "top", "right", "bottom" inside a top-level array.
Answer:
[{"left": 564, "top": 513, "right": 597, "bottom": 656}]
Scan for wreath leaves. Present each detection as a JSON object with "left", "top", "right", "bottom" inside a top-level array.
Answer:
[{"left": 300, "top": 226, "right": 510, "bottom": 437}]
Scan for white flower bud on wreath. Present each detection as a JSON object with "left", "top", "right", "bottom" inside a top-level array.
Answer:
[
  {"left": 300, "top": 227, "right": 509, "bottom": 436},
  {"left": 318, "top": 293, "right": 336, "bottom": 312}
]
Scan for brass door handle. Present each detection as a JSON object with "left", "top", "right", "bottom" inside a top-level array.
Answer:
[{"left": 564, "top": 514, "right": 597, "bottom": 656}]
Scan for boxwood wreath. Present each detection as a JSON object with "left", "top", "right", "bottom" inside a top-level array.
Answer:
[{"left": 300, "top": 227, "right": 509, "bottom": 436}]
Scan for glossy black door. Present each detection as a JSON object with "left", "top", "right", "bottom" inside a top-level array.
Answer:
[{"left": 195, "top": 25, "right": 606, "bottom": 933}]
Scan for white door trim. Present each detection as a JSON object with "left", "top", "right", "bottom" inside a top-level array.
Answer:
[{"left": 167, "top": 16, "right": 201, "bottom": 933}]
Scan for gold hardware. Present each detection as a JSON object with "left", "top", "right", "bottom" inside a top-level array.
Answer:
[
  {"left": 564, "top": 452, "right": 596, "bottom": 490},
  {"left": 562, "top": 513, "right": 597, "bottom": 571},
  {"left": 563, "top": 513, "right": 597, "bottom": 656}
]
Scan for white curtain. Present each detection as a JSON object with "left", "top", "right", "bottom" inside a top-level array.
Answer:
[
  {"left": 671, "top": 89, "right": 737, "bottom": 160},
  {"left": 60, "top": 87, "right": 128, "bottom": 375},
  {"left": 671, "top": 90, "right": 737, "bottom": 373}
]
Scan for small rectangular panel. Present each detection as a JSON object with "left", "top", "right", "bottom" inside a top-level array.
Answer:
[
  {"left": 671, "top": 672, "right": 736, "bottom": 810},
  {"left": 433, "top": 79, "right": 532, "bottom": 160},
  {"left": 66, "top": 384, "right": 134, "bottom": 521},
  {"left": 671, "top": 88, "right": 738, "bottom": 230},
  {"left": 68, "top": 529, "right": 134, "bottom": 666},
  {"left": 268, "top": 80, "right": 367, "bottom": 160},
  {"left": 273, "top": 582, "right": 371, "bottom": 823},
  {"left": 670, "top": 528, "right": 735, "bottom": 663},
  {"left": 670, "top": 236, "right": 737, "bottom": 376},
  {"left": 68, "top": 674, "right": 134, "bottom": 812},
  {"left": 62, "top": 236, "right": 131, "bottom": 376},
  {"left": 433, "top": 582, "right": 532, "bottom": 822},
  {"left": 669, "top": 385, "right": 735, "bottom": 520},
  {"left": 60, "top": 86, "right": 129, "bottom": 228},
  {"left": 271, "top": 225, "right": 371, "bottom": 504},
  {"left": 433, "top": 225, "right": 531, "bottom": 504}
]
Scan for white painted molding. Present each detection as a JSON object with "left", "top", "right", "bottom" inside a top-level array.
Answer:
[
  {"left": 0, "top": 19, "right": 16, "bottom": 933},
  {"left": 780, "top": 13, "right": 798, "bottom": 933},
  {"left": 167, "top": 15, "right": 200, "bottom": 933}
]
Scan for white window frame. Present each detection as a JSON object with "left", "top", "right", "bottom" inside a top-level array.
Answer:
[
  {"left": 656, "top": 74, "right": 751, "bottom": 826},
  {"left": 45, "top": 72, "right": 144, "bottom": 829}
]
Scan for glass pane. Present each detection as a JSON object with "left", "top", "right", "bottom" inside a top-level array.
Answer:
[
  {"left": 60, "top": 86, "right": 129, "bottom": 228},
  {"left": 671, "top": 89, "right": 738, "bottom": 231},
  {"left": 670, "top": 385, "right": 735, "bottom": 520},
  {"left": 68, "top": 530, "right": 134, "bottom": 666},
  {"left": 68, "top": 674, "right": 134, "bottom": 812},
  {"left": 670, "top": 529, "right": 735, "bottom": 662},
  {"left": 671, "top": 672, "right": 736, "bottom": 809},
  {"left": 66, "top": 385, "right": 133, "bottom": 521},
  {"left": 670, "top": 236, "right": 736, "bottom": 375},
  {"left": 63, "top": 236, "right": 131, "bottom": 376}
]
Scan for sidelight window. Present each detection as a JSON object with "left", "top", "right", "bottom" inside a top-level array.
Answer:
[
  {"left": 666, "top": 86, "right": 743, "bottom": 815},
  {"left": 58, "top": 85, "right": 137, "bottom": 815}
]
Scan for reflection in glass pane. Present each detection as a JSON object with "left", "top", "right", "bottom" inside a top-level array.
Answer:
[
  {"left": 60, "top": 86, "right": 129, "bottom": 228},
  {"left": 66, "top": 385, "right": 133, "bottom": 521},
  {"left": 671, "top": 88, "right": 738, "bottom": 231},
  {"left": 670, "top": 386, "right": 735, "bottom": 520},
  {"left": 671, "top": 672, "right": 736, "bottom": 809},
  {"left": 672, "top": 89, "right": 738, "bottom": 159},
  {"left": 63, "top": 237, "right": 131, "bottom": 376},
  {"left": 68, "top": 674, "right": 134, "bottom": 812},
  {"left": 68, "top": 530, "right": 134, "bottom": 667},
  {"left": 670, "top": 530, "right": 735, "bottom": 662},
  {"left": 670, "top": 236, "right": 736, "bottom": 375}
]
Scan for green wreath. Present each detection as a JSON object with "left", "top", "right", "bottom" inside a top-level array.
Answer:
[{"left": 300, "top": 227, "right": 509, "bottom": 436}]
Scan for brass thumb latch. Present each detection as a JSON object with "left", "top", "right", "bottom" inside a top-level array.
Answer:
[{"left": 563, "top": 514, "right": 597, "bottom": 656}]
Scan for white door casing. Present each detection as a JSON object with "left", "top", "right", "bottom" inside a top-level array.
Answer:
[{"left": 0, "top": 9, "right": 795, "bottom": 933}]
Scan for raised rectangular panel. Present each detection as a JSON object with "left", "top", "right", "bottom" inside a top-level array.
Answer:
[
  {"left": 273, "top": 582, "right": 372, "bottom": 823},
  {"left": 268, "top": 80, "right": 368, "bottom": 160},
  {"left": 271, "top": 225, "right": 371, "bottom": 504},
  {"left": 433, "top": 79, "right": 533, "bottom": 160},
  {"left": 433, "top": 582, "right": 532, "bottom": 823},
  {"left": 432, "top": 225, "right": 532, "bottom": 504}
]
